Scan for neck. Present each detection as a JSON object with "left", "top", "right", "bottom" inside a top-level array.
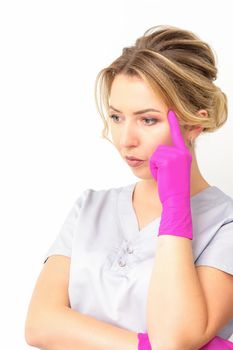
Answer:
[{"left": 189, "top": 148, "right": 210, "bottom": 196}]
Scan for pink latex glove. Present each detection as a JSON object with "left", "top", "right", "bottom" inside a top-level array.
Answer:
[
  {"left": 149, "top": 109, "right": 193, "bottom": 239},
  {"left": 199, "top": 336, "right": 233, "bottom": 349},
  {"left": 137, "top": 333, "right": 233, "bottom": 350},
  {"left": 137, "top": 333, "right": 152, "bottom": 350}
]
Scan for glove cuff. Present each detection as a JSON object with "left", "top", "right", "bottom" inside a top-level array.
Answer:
[{"left": 158, "top": 194, "right": 193, "bottom": 240}]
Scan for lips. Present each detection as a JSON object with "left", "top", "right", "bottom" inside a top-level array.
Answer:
[
  {"left": 126, "top": 158, "right": 145, "bottom": 167},
  {"left": 126, "top": 156, "right": 144, "bottom": 161}
]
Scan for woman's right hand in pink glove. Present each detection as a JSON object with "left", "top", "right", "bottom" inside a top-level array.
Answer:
[{"left": 149, "top": 109, "right": 193, "bottom": 239}]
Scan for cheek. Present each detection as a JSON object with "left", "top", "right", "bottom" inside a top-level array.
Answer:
[
  {"left": 111, "top": 133, "right": 120, "bottom": 148},
  {"left": 146, "top": 124, "right": 172, "bottom": 152}
]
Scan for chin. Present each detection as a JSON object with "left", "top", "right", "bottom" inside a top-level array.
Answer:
[{"left": 131, "top": 168, "right": 154, "bottom": 180}]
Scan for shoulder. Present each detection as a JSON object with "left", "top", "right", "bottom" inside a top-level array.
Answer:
[
  {"left": 192, "top": 186, "right": 233, "bottom": 255},
  {"left": 211, "top": 186, "right": 233, "bottom": 223},
  {"left": 193, "top": 187, "right": 233, "bottom": 276},
  {"left": 192, "top": 185, "right": 233, "bottom": 223},
  {"left": 76, "top": 183, "right": 133, "bottom": 205}
]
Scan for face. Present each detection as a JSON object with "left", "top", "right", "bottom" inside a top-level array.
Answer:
[{"left": 108, "top": 74, "right": 189, "bottom": 180}]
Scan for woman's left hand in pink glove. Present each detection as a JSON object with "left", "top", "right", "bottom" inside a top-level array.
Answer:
[{"left": 149, "top": 109, "right": 193, "bottom": 239}]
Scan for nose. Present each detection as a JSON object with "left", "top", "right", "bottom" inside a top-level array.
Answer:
[{"left": 119, "top": 122, "right": 140, "bottom": 148}]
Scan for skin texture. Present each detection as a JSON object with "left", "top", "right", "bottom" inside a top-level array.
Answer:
[{"left": 108, "top": 73, "right": 210, "bottom": 199}]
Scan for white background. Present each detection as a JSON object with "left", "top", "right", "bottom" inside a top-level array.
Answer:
[{"left": 0, "top": 0, "right": 232, "bottom": 348}]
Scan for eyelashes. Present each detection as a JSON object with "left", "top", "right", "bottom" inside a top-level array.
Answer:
[{"left": 109, "top": 114, "right": 158, "bottom": 126}]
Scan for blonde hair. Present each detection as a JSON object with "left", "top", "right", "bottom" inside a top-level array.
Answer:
[{"left": 94, "top": 24, "right": 228, "bottom": 147}]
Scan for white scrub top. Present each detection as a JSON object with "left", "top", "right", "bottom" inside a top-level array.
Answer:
[{"left": 44, "top": 182, "right": 233, "bottom": 340}]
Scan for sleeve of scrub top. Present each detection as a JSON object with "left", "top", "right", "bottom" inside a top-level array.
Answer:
[
  {"left": 43, "top": 189, "right": 89, "bottom": 263},
  {"left": 195, "top": 221, "right": 233, "bottom": 276}
]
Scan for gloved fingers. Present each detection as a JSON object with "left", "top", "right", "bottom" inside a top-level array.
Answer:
[
  {"left": 149, "top": 146, "right": 192, "bottom": 169},
  {"left": 167, "top": 109, "right": 187, "bottom": 150}
]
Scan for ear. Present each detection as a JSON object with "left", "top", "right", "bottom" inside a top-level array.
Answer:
[{"left": 186, "top": 109, "right": 208, "bottom": 142}]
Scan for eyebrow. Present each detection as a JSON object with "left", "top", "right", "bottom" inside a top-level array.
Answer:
[{"left": 109, "top": 105, "right": 162, "bottom": 115}]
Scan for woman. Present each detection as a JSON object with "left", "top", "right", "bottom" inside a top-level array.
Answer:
[{"left": 25, "top": 25, "right": 233, "bottom": 350}]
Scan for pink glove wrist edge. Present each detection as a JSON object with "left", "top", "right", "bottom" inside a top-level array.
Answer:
[
  {"left": 137, "top": 333, "right": 152, "bottom": 350},
  {"left": 137, "top": 333, "right": 233, "bottom": 350}
]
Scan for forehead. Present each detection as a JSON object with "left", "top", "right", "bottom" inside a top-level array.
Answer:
[{"left": 109, "top": 74, "right": 167, "bottom": 109}]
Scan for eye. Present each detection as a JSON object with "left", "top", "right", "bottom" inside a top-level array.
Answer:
[
  {"left": 143, "top": 118, "right": 158, "bottom": 125},
  {"left": 109, "top": 114, "right": 158, "bottom": 126},
  {"left": 109, "top": 114, "right": 121, "bottom": 122}
]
